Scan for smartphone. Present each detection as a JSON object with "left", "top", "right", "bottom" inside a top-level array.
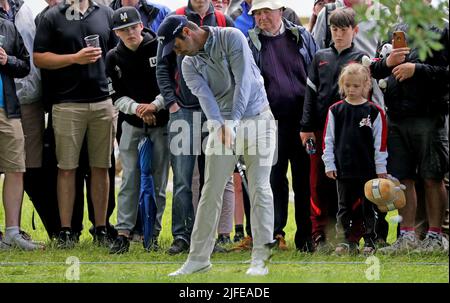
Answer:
[{"left": 393, "top": 31, "right": 407, "bottom": 49}]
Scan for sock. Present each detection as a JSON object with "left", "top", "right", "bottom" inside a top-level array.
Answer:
[
  {"left": 235, "top": 224, "right": 244, "bottom": 234},
  {"left": 426, "top": 227, "right": 442, "bottom": 240},
  {"left": 4, "top": 226, "right": 20, "bottom": 243},
  {"left": 400, "top": 227, "right": 415, "bottom": 241}
]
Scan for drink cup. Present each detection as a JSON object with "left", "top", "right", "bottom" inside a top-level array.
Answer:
[{"left": 84, "top": 34, "right": 100, "bottom": 48}]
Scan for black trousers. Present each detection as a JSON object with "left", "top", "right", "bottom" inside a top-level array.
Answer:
[
  {"left": 270, "top": 119, "right": 312, "bottom": 248},
  {"left": 336, "top": 178, "right": 377, "bottom": 245}
]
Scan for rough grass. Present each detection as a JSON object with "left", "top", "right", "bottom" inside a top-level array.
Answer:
[{"left": 0, "top": 179, "right": 448, "bottom": 283}]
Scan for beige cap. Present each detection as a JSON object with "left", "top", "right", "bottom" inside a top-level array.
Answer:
[{"left": 248, "top": 0, "right": 285, "bottom": 15}]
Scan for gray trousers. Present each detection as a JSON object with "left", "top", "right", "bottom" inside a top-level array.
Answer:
[
  {"left": 188, "top": 110, "right": 276, "bottom": 263},
  {"left": 116, "top": 121, "right": 169, "bottom": 235}
]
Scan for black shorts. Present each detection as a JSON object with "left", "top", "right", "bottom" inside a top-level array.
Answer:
[{"left": 387, "top": 115, "right": 448, "bottom": 180}]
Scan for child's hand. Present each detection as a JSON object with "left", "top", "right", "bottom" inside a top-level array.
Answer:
[
  {"left": 300, "top": 132, "right": 316, "bottom": 146},
  {"left": 377, "top": 173, "right": 388, "bottom": 179},
  {"left": 326, "top": 171, "right": 337, "bottom": 179}
]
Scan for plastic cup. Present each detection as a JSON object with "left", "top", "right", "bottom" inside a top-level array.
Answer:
[
  {"left": 0, "top": 35, "right": 5, "bottom": 48},
  {"left": 84, "top": 34, "right": 100, "bottom": 48}
]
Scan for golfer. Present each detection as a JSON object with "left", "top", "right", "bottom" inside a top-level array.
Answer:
[{"left": 157, "top": 15, "right": 277, "bottom": 276}]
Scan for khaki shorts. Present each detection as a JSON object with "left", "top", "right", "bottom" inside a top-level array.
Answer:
[
  {"left": 0, "top": 108, "right": 26, "bottom": 173},
  {"left": 21, "top": 102, "right": 45, "bottom": 168},
  {"left": 52, "top": 99, "right": 117, "bottom": 170}
]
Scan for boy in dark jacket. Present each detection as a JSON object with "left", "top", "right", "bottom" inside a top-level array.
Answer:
[
  {"left": 106, "top": 7, "right": 169, "bottom": 254},
  {"left": 300, "top": 7, "right": 367, "bottom": 252}
]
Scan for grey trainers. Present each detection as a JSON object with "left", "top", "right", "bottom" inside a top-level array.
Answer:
[
  {"left": 0, "top": 241, "right": 12, "bottom": 250},
  {"left": 378, "top": 235, "right": 419, "bottom": 255},
  {"left": 413, "top": 236, "right": 449, "bottom": 254},
  {"left": 3, "top": 233, "right": 44, "bottom": 251}
]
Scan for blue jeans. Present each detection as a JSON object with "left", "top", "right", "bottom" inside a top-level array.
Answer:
[{"left": 169, "top": 107, "right": 207, "bottom": 243}]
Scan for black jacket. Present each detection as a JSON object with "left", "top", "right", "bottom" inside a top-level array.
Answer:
[
  {"left": 106, "top": 29, "right": 168, "bottom": 128},
  {"left": 156, "top": 2, "right": 234, "bottom": 109},
  {"left": 0, "top": 17, "right": 30, "bottom": 118},
  {"left": 301, "top": 44, "right": 366, "bottom": 132},
  {"left": 370, "top": 24, "right": 449, "bottom": 120}
]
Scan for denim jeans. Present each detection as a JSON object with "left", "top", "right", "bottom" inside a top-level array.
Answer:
[{"left": 168, "top": 107, "right": 207, "bottom": 243}]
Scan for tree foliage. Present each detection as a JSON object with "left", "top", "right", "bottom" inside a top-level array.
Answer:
[{"left": 355, "top": 0, "right": 449, "bottom": 61}]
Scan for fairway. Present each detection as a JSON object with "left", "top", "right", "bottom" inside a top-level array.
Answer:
[{"left": 0, "top": 181, "right": 448, "bottom": 283}]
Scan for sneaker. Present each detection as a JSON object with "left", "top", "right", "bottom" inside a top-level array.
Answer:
[
  {"left": 57, "top": 229, "right": 76, "bottom": 249},
  {"left": 217, "top": 234, "right": 232, "bottom": 245},
  {"left": 167, "top": 238, "right": 189, "bottom": 255},
  {"left": 4, "top": 232, "right": 45, "bottom": 251},
  {"left": 374, "top": 238, "right": 388, "bottom": 249},
  {"left": 246, "top": 260, "right": 269, "bottom": 276},
  {"left": 378, "top": 235, "right": 419, "bottom": 255},
  {"left": 0, "top": 241, "right": 11, "bottom": 250},
  {"left": 145, "top": 237, "right": 159, "bottom": 252},
  {"left": 213, "top": 243, "right": 228, "bottom": 253},
  {"left": 91, "top": 224, "right": 118, "bottom": 240},
  {"left": 230, "top": 236, "right": 253, "bottom": 251},
  {"left": 131, "top": 233, "right": 143, "bottom": 243},
  {"left": 296, "top": 240, "right": 314, "bottom": 253},
  {"left": 275, "top": 234, "right": 288, "bottom": 251},
  {"left": 168, "top": 261, "right": 212, "bottom": 276},
  {"left": 334, "top": 242, "right": 359, "bottom": 255},
  {"left": 93, "top": 226, "right": 114, "bottom": 247},
  {"left": 413, "top": 236, "right": 449, "bottom": 254},
  {"left": 233, "top": 231, "right": 244, "bottom": 243},
  {"left": 19, "top": 230, "right": 32, "bottom": 241},
  {"left": 107, "top": 224, "right": 118, "bottom": 239},
  {"left": 109, "top": 235, "right": 130, "bottom": 254},
  {"left": 313, "top": 234, "right": 333, "bottom": 254}
]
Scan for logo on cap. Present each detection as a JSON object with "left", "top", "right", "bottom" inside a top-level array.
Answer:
[{"left": 120, "top": 12, "right": 128, "bottom": 22}]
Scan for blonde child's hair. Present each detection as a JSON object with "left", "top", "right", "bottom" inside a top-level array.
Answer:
[{"left": 338, "top": 63, "right": 372, "bottom": 99}]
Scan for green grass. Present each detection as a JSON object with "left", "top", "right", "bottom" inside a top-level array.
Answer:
[{"left": 0, "top": 179, "right": 448, "bottom": 283}]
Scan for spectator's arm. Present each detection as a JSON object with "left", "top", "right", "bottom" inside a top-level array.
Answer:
[
  {"left": 300, "top": 55, "right": 319, "bottom": 131},
  {"left": 156, "top": 42, "right": 181, "bottom": 108},
  {"left": 372, "top": 107, "right": 388, "bottom": 175},
  {"left": 114, "top": 96, "right": 139, "bottom": 115},
  {"left": 1, "top": 29, "right": 30, "bottom": 78},
  {"left": 321, "top": 109, "right": 337, "bottom": 173},
  {"left": 151, "top": 94, "right": 166, "bottom": 111}
]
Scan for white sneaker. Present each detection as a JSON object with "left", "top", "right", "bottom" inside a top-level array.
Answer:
[
  {"left": 0, "top": 241, "right": 12, "bottom": 250},
  {"left": 246, "top": 260, "right": 269, "bottom": 276},
  {"left": 168, "top": 261, "right": 212, "bottom": 277},
  {"left": 5, "top": 233, "right": 45, "bottom": 251}
]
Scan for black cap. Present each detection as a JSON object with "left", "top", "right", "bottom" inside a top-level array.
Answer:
[
  {"left": 112, "top": 7, "right": 142, "bottom": 31},
  {"left": 157, "top": 15, "right": 188, "bottom": 57}
]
